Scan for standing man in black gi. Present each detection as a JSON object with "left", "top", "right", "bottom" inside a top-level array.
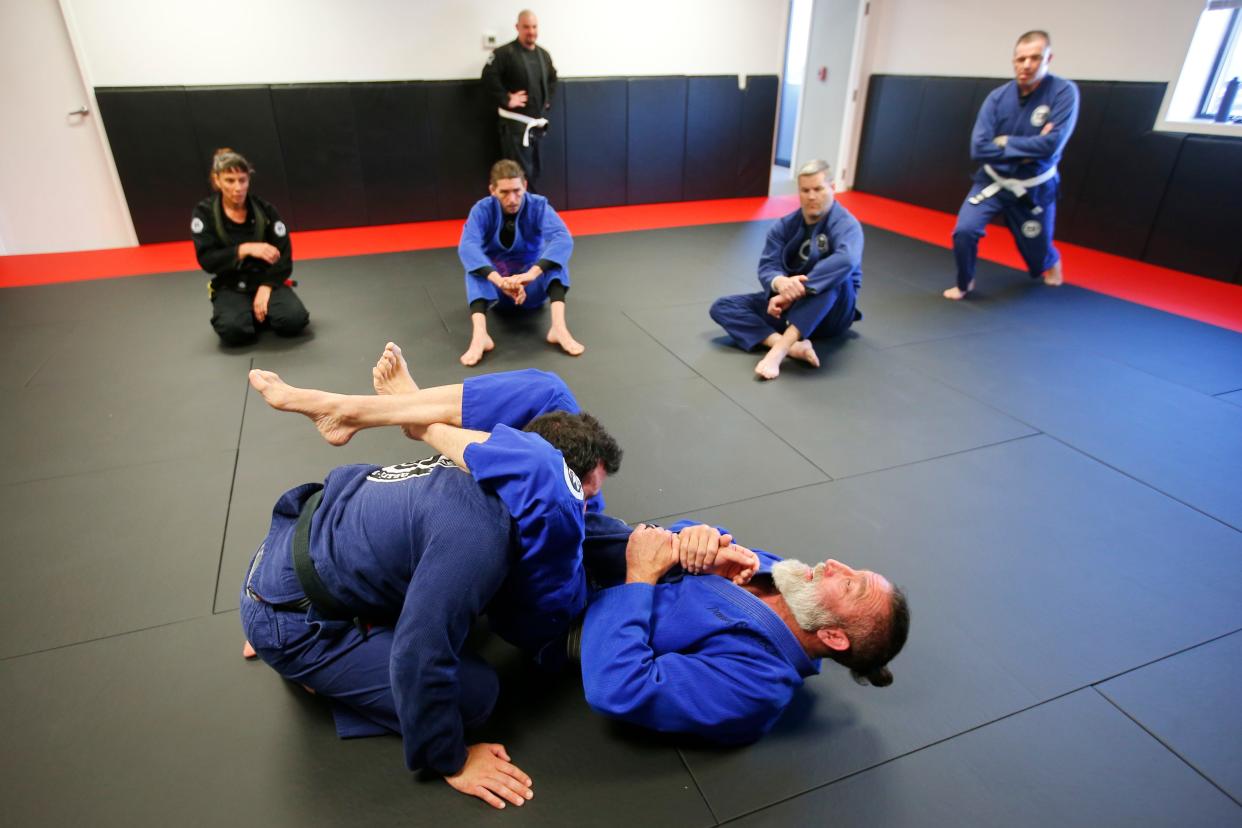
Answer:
[{"left": 482, "top": 9, "right": 557, "bottom": 192}]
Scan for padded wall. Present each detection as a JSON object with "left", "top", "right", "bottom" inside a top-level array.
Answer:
[
  {"left": 854, "top": 74, "right": 1242, "bottom": 283},
  {"left": 97, "top": 75, "right": 779, "bottom": 244}
]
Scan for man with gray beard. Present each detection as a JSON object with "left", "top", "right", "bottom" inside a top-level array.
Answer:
[{"left": 577, "top": 516, "right": 909, "bottom": 743}]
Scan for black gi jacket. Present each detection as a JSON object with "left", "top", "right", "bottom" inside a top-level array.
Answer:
[
  {"left": 191, "top": 193, "right": 292, "bottom": 293},
  {"left": 482, "top": 39, "right": 558, "bottom": 117}
]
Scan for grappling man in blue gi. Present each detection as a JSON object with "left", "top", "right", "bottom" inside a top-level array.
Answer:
[
  {"left": 944, "top": 30, "right": 1079, "bottom": 300},
  {"left": 458, "top": 159, "right": 584, "bottom": 366},
  {"left": 242, "top": 352, "right": 620, "bottom": 810},
  {"left": 710, "top": 159, "right": 864, "bottom": 380}
]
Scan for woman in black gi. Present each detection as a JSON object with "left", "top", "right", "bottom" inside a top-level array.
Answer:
[{"left": 192, "top": 148, "right": 309, "bottom": 345}]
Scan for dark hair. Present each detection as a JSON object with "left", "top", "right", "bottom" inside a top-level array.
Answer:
[
  {"left": 1015, "top": 30, "right": 1050, "bottom": 49},
  {"left": 524, "top": 410, "right": 622, "bottom": 479},
  {"left": 827, "top": 584, "right": 910, "bottom": 687},
  {"left": 490, "top": 159, "right": 526, "bottom": 186}
]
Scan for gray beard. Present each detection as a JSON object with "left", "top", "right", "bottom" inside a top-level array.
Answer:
[{"left": 771, "top": 559, "right": 840, "bottom": 631}]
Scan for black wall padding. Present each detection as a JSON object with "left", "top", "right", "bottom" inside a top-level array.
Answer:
[
  {"left": 426, "top": 81, "right": 497, "bottom": 219},
  {"left": 269, "top": 85, "right": 368, "bottom": 231},
  {"left": 186, "top": 86, "right": 292, "bottom": 227},
  {"left": 903, "top": 77, "right": 991, "bottom": 214},
  {"left": 1050, "top": 80, "right": 1110, "bottom": 241},
  {"left": 563, "top": 80, "right": 628, "bottom": 210},
  {"left": 535, "top": 101, "right": 568, "bottom": 208},
  {"left": 1144, "top": 136, "right": 1242, "bottom": 283},
  {"left": 96, "top": 88, "right": 205, "bottom": 244},
  {"left": 738, "top": 76, "right": 780, "bottom": 197},
  {"left": 350, "top": 83, "right": 438, "bottom": 225},
  {"left": 684, "top": 77, "right": 744, "bottom": 201},
  {"left": 627, "top": 77, "right": 687, "bottom": 205},
  {"left": 854, "top": 76, "right": 925, "bottom": 201},
  {"left": 1065, "top": 83, "right": 1182, "bottom": 260}
]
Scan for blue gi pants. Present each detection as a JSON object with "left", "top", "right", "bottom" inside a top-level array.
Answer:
[
  {"left": 952, "top": 180, "right": 1060, "bottom": 290},
  {"left": 710, "top": 280, "right": 858, "bottom": 352}
]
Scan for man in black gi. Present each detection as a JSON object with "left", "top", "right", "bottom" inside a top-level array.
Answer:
[{"left": 482, "top": 9, "right": 557, "bottom": 191}]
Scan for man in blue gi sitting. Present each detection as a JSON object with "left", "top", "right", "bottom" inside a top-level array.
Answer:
[
  {"left": 458, "top": 159, "right": 583, "bottom": 366},
  {"left": 242, "top": 363, "right": 620, "bottom": 810},
  {"left": 710, "top": 159, "right": 863, "bottom": 380},
  {"left": 944, "top": 30, "right": 1079, "bottom": 300},
  {"left": 576, "top": 516, "right": 910, "bottom": 744}
]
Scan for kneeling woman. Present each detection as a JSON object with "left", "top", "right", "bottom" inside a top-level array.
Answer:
[{"left": 192, "top": 148, "right": 309, "bottom": 345}]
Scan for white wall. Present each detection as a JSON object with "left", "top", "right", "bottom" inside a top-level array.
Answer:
[{"left": 64, "top": 0, "right": 788, "bottom": 86}]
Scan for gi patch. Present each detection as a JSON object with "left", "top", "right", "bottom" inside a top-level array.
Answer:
[
  {"left": 816, "top": 233, "right": 829, "bottom": 254},
  {"left": 797, "top": 239, "right": 812, "bottom": 264},
  {"left": 562, "top": 459, "right": 584, "bottom": 501},
  {"left": 486, "top": 51, "right": 496, "bottom": 65},
  {"left": 1021, "top": 220, "right": 1042, "bottom": 239},
  {"left": 274, "top": 221, "right": 287, "bottom": 237},
  {"left": 1030, "top": 104, "right": 1051, "bottom": 128},
  {"left": 191, "top": 217, "right": 204, "bottom": 234},
  {"left": 367, "top": 454, "right": 458, "bottom": 483}
]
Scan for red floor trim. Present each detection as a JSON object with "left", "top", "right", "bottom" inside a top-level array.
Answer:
[{"left": 3, "top": 191, "right": 1240, "bottom": 335}]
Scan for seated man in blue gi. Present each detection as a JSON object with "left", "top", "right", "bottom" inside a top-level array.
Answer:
[
  {"left": 458, "top": 159, "right": 583, "bottom": 366},
  {"left": 710, "top": 159, "right": 863, "bottom": 380},
  {"left": 241, "top": 367, "right": 621, "bottom": 810},
  {"left": 944, "top": 29, "right": 1079, "bottom": 300},
  {"left": 575, "top": 516, "right": 909, "bottom": 744}
]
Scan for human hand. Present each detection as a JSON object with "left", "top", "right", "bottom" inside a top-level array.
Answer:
[
  {"left": 240, "top": 242, "right": 281, "bottom": 264},
  {"left": 773, "top": 274, "right": 808, "bottom": 303},
  {"left": 1040, "top": 121, "right": 1054, "bottom": 136},
  {"left": 508, "top": 90, "right": 528, "bottom": 109},
  {"left": 625, "top": 524, "right": 680, "bottom": 584},
  {"left": 444, "top": 743, "right": 533, "bottom": 810},
  {"left": 677, "top": 524, "right": 731, "bottom": 575},
  {"left": 993, "top": 135, "right": 1009, "bottom": 148},
  {"left": 707, "top": 542, "right": 760, "bottom": 585},
  {"left": 512, "top": 266, "right": 542, "bottom": 286},
  {"left": 252, "top": 284, "right": 272, "bottom": 322}
]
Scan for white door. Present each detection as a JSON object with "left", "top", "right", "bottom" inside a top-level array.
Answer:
[
  {"left": 0, "top": 0, "right": 134, "bottom": 254},
  {"left": 793, "top": 0, "right": 866, "bottom": 187}
]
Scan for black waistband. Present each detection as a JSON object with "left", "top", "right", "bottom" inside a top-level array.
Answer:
[{"left": 291, "top": 488, "right": 358, "bottom": 622}]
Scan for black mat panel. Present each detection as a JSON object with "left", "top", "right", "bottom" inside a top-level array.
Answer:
[
  {"left": 94, "top": 88, "right": 204, "bottom": 244},
  {"left": 889, "top": 327, "right": 1242, "bottom": 530},
  {"left": 563, "top": 79, "right": 628, "bottom": 209},
  {"left": 683, "top": 77, "right": 744, "bottom": 201},
  {"left": 349, "top": 82, "right": 439, "bottom": 224},
  {"left": 0, "top": 320, "right": 67, "bottom": 390},
  {"left": 738, "top": 75, "right": 779, "bottom": 196},
  {"left": 727, "top": 690, "right": 1242, "bottom": 828},
  {"left": 0, "top": 612, "right": 715, "bottom": 827},
  {"left": 847, "top": 262, "right": 1007, "bottom": 349},
  {"left": 854, "top": 76, "right": 924, "bottom": 200},
  {"left": 1144, "top": 136, "right": 1242, "bottom": 283},
  {"left": 1099, "top": 632, "right": 1242, "bottom": 803},
  {"left": 903, "top": 77, "right": 986, "bottom": 214},
  {"left": 186, "top": 85, "right": 293, "bottom": 225},
  {"left": 269, "top": 84, "right": 369, "bottom": 230},
  {"left": 1052, "top": 80, "right": 1111, "bottom": 242},
  {"left": 535, "top": 96, "right": 569, "bottom": 206},
  {"left": 0, "top": 452, "right": 234, "bottom": 658},
  {"left": 670, "top": 435, "right": 1242, "bottom": 818},
  {"left": 427, "top": 80, "right": 503, "bottom": 219},
  {"left": 626, "top": 77, "right": 688, "bottom": 205}
]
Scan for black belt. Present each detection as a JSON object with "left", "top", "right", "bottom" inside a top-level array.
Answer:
[{"left": 291, "top": 488, "right": 371, "bottom": 638}]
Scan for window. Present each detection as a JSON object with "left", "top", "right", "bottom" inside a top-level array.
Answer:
[{"left": 1158, "top": 0, "right": 1242, "bottom": 135}]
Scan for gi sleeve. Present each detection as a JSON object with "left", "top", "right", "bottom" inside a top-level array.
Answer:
[
  {"left": 1001, "top": 81, "right": 1080, "bottom": 160},
  {"left": 465, "top": 427, "right": 587, "bottom": 651},
  {"left": 536, "top": 201, "right": 573, "bottom": 272},
  {"left": 757, "top": 217, "right": 793, "bottom": 292},
  {"left": 191, "top": 200, "right": 239, "bottom": 275},
  {"left": 969, "top": 89, "right": 1007, "bottom": 162},
  {"left": 803, "top": 207, "right": 864, "bottom": 295},
  {"left": 581, "top": 585, "right": 799, "bottom": 743},
  {"left": 257, "top": 199, "right": 293, "bottom": 287},
  {"left": 458, "top": 200, "right": 498, "bottom": 274},
  {"left": 481, "top": 46, "right": 511, "bottom": 109},
  {"left": 461, "top": 369, "right": 578, "bottom": 433}
]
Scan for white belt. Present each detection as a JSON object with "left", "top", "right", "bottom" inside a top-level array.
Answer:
[
  {"left": 970, "top": 163, "right": 1058, "bottom": 213},
  {"left": 498, "top": 108, "right": 549, "bottom": 147}
]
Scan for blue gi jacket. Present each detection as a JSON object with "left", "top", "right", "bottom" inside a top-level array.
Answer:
[
  {"left": 757, "top": 203, "right": 864, "bottom": 299},
  {"left": 458, "top": 193, "right": 573, "bottom": 305},
  {"left": 580, "top": 517, "right": 820, "bottom": 743},
  {"left": 969, "top": 73, "right": 1079, "bottom": 181}
]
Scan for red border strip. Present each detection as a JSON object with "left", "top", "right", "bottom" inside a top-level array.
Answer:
[{"left": 3, "top": 191, "right": 1240, "bottom": 334}]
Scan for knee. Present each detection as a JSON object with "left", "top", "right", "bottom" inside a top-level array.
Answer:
[
  {"left": 213, "top": 315, "right": 256, "bottom": 346},
  {"left": 269, "top": 307, "right": 309, "bottom": 337},
  {"left": 709, "top": 295, "right": 738, "bottom": 325}
]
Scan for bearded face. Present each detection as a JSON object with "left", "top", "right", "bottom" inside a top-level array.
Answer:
[{"left": 771, "top": 559, "right": 841, "bottom": 632}]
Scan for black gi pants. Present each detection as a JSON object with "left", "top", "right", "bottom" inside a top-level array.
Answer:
[
  {"left": 498, "top": 122, "right": 543, "bottom": 192},
  {"left": 211, "top": 285, "right": 309, "bottom": 346}
]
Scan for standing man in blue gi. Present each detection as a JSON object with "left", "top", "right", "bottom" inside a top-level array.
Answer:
[
  {"left": 576, "top": 516, "right": 910, "bottom": 743},
  {"left": 459, "top": 159, "right": 583, "bottom": 366},
  {"left": 242, "top": 368, "right": 620, "bottom": 810},
  {"left": 709, "top": 159, "right": 863, "bottom": 380},
  {"left": 944, "top": 30, "right": 1079, "bottom": 300},
  {"left": 482, "top": 9, "right": 557, "bottom": 192}
]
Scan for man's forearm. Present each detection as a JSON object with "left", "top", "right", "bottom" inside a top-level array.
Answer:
[{"left": 423, "top": 423, "right": 490, "bottom": 470}]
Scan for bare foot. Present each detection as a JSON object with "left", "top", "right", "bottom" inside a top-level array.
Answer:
[
  {"left": 242, "top": 640, "right": 257, "bottom": 659},
  {"left": 460, "top": 334, "right": 495, "bottom": 367},
  {"left": 755, "top": 347, "right": 788, "bottom": 380},
  {"left": 943, "top": 279, "right": 976, "bottom": 301},
  {"left": 546, "top": 327, "right": 585, "bottom": 357},
  {"left": 248, "top": 369, "right": 357, "bottom": 446},
  {"left": 1042, "top": 261, "right": 1063, "bottom": 286},
  {"left": 372, "top": 342, "right": 418, "bottom": 395},
  {"left": 788, "top": 339, "right": 820, "bottom": 368}
]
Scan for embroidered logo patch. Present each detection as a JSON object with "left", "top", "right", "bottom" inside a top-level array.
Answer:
[
  {"left": 563, "top": 459, "right": 584, "bottom": 501},
  {"left": 816, "top": 233, "right": 829, "bottom": 254},
  {"left": 191, "top": 217, "right": 204, "bottom": 234},
  {"left": 274, "top": 221, "right": 287, "bottom": 237},
  {"left": 1030, "top": 104, "right": 1051, "bottom": 128},
  {"left": 486, "top": 51, "right": 496, "bottom": 65},
  {"left": 367, "top": 454, "right": 457, "bottom": 482},
  {"left": 1021, "top": 220, "right": 1042, "bottom": 238}
]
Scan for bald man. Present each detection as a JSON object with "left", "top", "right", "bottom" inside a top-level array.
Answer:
[{"left": 483, "top": 9, "right": 558, "bottom": 192}]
